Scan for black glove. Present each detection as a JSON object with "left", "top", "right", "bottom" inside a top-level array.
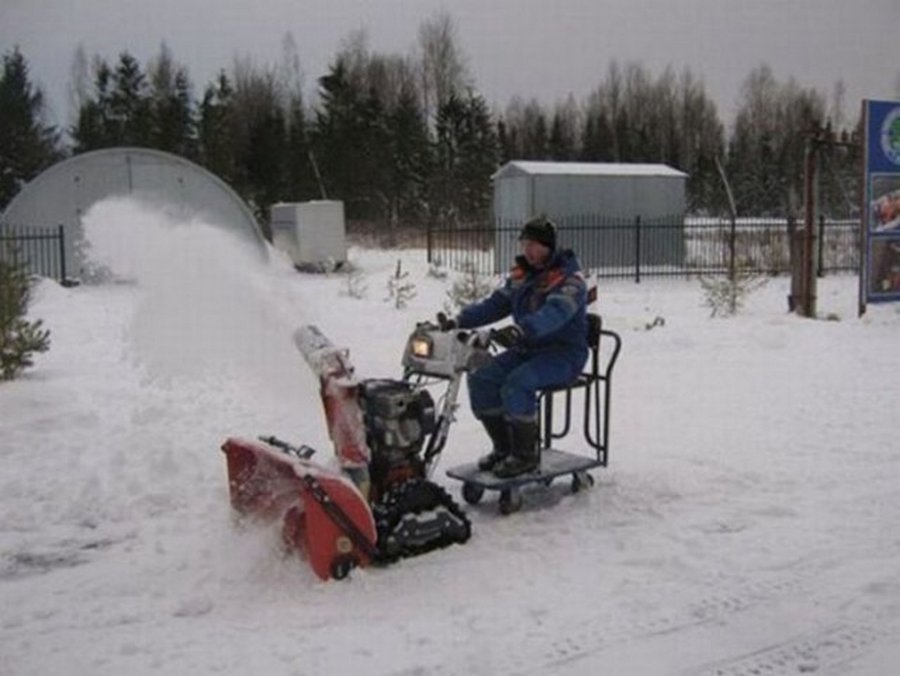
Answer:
[
  {"left": 492, "top": 324, "right": 524, "bottom": 348},
  {"left": 436, "top": 312, "right": 457, "bottom": 331}
]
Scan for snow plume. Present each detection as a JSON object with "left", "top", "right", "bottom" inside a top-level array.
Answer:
[{"left": 81, "top": 197, "right": 306, "bottom": 389}]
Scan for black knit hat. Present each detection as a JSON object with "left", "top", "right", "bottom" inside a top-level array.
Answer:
[{"left": 518, "top": 215, "right": 557, "bottom": 250}]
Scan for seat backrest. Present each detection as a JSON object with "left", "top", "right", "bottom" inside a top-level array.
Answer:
[{"left": 586, "top": 313, "right": 602, "bottom": 350}]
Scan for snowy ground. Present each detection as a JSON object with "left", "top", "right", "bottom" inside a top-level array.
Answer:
[{"left": 3, "top": 198, "right": 900, "bottom": 676}]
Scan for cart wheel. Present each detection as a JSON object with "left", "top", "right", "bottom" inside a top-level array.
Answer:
[
  {"left": 330, "top": 555, "right": 357, "bottom": 580},
  {"left": 462, "top": 482, "right": 485, "bottom": 505},
  {"left": 571, "top": 471, "right": 595, "bottom": 493},
  {"left": 498, "top": 488, "right": 522, "bottom": 515}
]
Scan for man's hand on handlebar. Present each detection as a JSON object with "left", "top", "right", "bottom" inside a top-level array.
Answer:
[
  {"left": 436, "top": 312, "right": 457, "bottom": 331},
  {"left": 492, "top": 324, "right": 524, "bottom": 348}
]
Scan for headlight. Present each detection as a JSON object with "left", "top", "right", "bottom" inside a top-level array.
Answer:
[{"left": 410, "top": 336, "right": 432, "bottom": 358}]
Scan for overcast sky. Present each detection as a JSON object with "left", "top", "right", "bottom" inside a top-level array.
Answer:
[{"left": 2, "top": 0, "right": 898, "bottom": 130}]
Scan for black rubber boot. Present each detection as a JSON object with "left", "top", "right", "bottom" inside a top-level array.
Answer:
[
  {"left": 476, "top": 415, "right": 510, "bottom": 471},
  {"left": 492, "top": 419, "right": 540, "bottom": 478}
]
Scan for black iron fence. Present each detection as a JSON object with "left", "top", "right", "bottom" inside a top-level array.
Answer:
[
  {"left": 426, "top": 215, "right": 860, "bottom": 281},
  {"left": 0, "top": 224, "right": 70, "bottom": 283}
]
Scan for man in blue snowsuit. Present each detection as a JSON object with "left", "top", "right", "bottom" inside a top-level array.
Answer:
[{"left": 439, "top": 217, "right": 589, "bottom": 478}]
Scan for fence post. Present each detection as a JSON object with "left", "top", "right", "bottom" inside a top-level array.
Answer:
[
  {"left": 57, "top": 224, "right": 67, "bottom": 283},
  {"left": 816, "top": 214, "right": 825, "bottom": 277},
  {"left": 426, "top": 221, "right": 433, "bottom": 264},
  {"left": 634, "top": 216, "right": 642, "bottom": 283},
  {"left": 729, "top": 214, "right": 737, "bottom": 280}
]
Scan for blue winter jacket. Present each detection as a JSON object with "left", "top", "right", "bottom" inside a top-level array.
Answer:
[{"left": 456, "top": 249, "right": 589, "bottom": 361}]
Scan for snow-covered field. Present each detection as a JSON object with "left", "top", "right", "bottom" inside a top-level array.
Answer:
[{"left": 3, "top": 198, "right": 900, "bottom": 675}]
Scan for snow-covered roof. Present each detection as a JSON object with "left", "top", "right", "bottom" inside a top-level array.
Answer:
[{"left": 493, "top": 160, "right": 687, "bottom": 179}]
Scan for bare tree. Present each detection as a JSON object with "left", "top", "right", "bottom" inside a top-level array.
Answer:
[
  {"left": 417, "top": 11, "right": 471, "bottom": 123},
  {"left": 829, "top": 79, "right": 846, "bottom": 129},
  {"left": 67, "top": 44, "right": 91, "bottom": 128},
  {"left": 549, "top": 95, "right": 581, "bottom": 160},
  {"left": 728, "top": 64, "right": 826, "bottom": 216},
  {"left": 278, "top": 31, "right": 304, "bottom": 106},
  {"left": 589, "top": 61, "right": 624, "bottom": 160}
]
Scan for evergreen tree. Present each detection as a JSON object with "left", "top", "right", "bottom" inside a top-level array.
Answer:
[
  {"left": 228, "top": 59, "right": 290, "bottom": 228},
  {"left": 384, "top": 84, "right": 431, "bottom": 228},
  {"left": 313, "top": 58, "right": 389, "bottom": 221},
  {"left": 432, "top": 91, "right": 498, "bottom": 226},
  {"left": 284, "top": 94, "right": 321, "bottom": 201},
  {"left": 0, "top": 47, "right": 61, "bottom": 210},
  {"left": 499, "top": 97, "right": 548, "bottom": 160},
  {"left": 496, "top": 117, "right": 517, "bottom": 164},
  {"left": 242, "top": 100, "right": 287, "bottom": 223},
  {"left": 522, "top": 101, "right": 549, "bottom": 159},
  {"left": 313, "top": 59, "right": 356, "bottom": 207},
  {"left": 0, "top": 245, "right": 50, "bottom": 380},
  {"left": 674, "top": 68, "right": 725, "bottom": 214},
  {"left": 109, "top": 52, "right": 153, "bottom": 146},
  {"left": 580, "top": 109, "right": 614, "bottom": 161},
  {"left": 548, "top": 98, "right": 580, "bottom": 161},
  {"left": 147, "top": 44, "right": 196, "bottom": 157},
  {"left": 197, "top": 71, "right": 237, "bottom": 183},
  {"left": 72, "top": 52, "right": 154, "bottom": 151},
  {"left": 71, "top": 59, "right": 115, "bottom": 151}
]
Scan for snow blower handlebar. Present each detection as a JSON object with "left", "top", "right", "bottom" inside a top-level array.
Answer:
[{"left": 257, "top": 435, "right": 316, "bottom": 460}]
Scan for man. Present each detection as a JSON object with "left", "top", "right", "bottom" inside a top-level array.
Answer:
[{"left": 439, "top": 216, "right": 589, "bottom": 478}]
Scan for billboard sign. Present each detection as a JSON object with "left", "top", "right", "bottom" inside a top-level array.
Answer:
[{"left": 861, "top": 99, "right": 900, "bottom": 309}]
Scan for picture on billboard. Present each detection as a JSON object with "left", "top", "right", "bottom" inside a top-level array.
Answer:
[
  {"left": 868, "top": 238, "right": 900, "bottom": 295},
  {"left": 870, "top": 175, "right": 900, "bottom": 232},
  {"left": 861, "top": 99, "right": 900, "bottom": 309}
]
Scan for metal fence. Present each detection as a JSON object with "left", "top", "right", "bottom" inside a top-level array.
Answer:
[
  {"left": 0, "top": 224, "right": 69, "bottom": 283},
  {"left": 426, "top": 215, "right": 860, "bottom": 281}
]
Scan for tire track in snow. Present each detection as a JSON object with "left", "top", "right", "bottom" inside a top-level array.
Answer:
[
  {"left": 685, "top": 623, "right": 892, "bottom": 676},
  {"left": 506, "top": 556, "right": 898, "bottom": 676},
  {"left": 510, "top": 569, "right": 815, "bottom": 673}
]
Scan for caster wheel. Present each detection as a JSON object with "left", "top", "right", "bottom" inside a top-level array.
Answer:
[
  {"left": 462, "top": 482, "right": 485, "bottom": 505},
  {"left": 571, "top": 471, "right": 595, "bottom": 493},
  {"left": 498, "top": 488, "right": 523, "bottom": 515},
  {"left": 330, "top": 555, "right": 357, "bottom": 580}
]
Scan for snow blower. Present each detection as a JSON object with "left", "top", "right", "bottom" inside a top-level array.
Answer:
[{"left": 221, "top": 321, "right": 491, "bottom": 580}]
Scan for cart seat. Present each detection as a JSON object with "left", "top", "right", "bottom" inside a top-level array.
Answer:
[{"left": 536, "top": 312, "right": 621, "bottom": 465}]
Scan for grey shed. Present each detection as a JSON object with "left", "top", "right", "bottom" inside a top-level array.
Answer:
[{"left": 492, "top": 161, "right": 688, "bottom": 272}]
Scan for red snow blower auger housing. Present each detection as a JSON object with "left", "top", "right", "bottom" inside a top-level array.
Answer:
[
  {"left": 221, "top": 322, "right": 483, "bottom": 580},
  {"left": 221, "top": 436, "right": 378, "bottom": 581}
]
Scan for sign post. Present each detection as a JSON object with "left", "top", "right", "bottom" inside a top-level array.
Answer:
[{"left": 859, "top": 99, "right": 900, "bottom": 315}]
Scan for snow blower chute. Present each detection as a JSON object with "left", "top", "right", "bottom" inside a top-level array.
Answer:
[{"left": 221, "top": 322, "right": 481, "bottom": 580}]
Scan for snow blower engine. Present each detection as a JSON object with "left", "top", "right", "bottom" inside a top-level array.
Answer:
[{"left": 220, "top": 320, "right": 488, "bottom": 580}]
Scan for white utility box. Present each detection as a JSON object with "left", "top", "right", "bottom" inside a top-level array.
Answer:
[{"left": 270, "top": 200, "right": 346, "bottom": 269}]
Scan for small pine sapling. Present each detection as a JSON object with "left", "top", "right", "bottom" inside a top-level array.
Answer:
[
  {"left": 385, "top": 259, "right": 417, "bottom": 309},
  {"left": 0, "top": 248, "right": 51, "bottom": 380},
  {"left": 342, "top": 268, "right": 369, "bottom": 299},
  {"left": 444, "top": 260, "right": 494, "bottom": 313},
  {"left": 426, "top": 258, "right": 448, "bottom": 280},
  {"left": 699, "top": 271, "right": 767, "bottom": 317}
]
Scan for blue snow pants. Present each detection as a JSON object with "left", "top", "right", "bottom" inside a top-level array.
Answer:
[{"left": 467, "top": 348, "right": 587, "bottom": 422}]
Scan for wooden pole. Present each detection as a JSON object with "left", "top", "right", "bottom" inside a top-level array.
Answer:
[{"left": 801, "top": 134, "right": 818, "bottom": 318}]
